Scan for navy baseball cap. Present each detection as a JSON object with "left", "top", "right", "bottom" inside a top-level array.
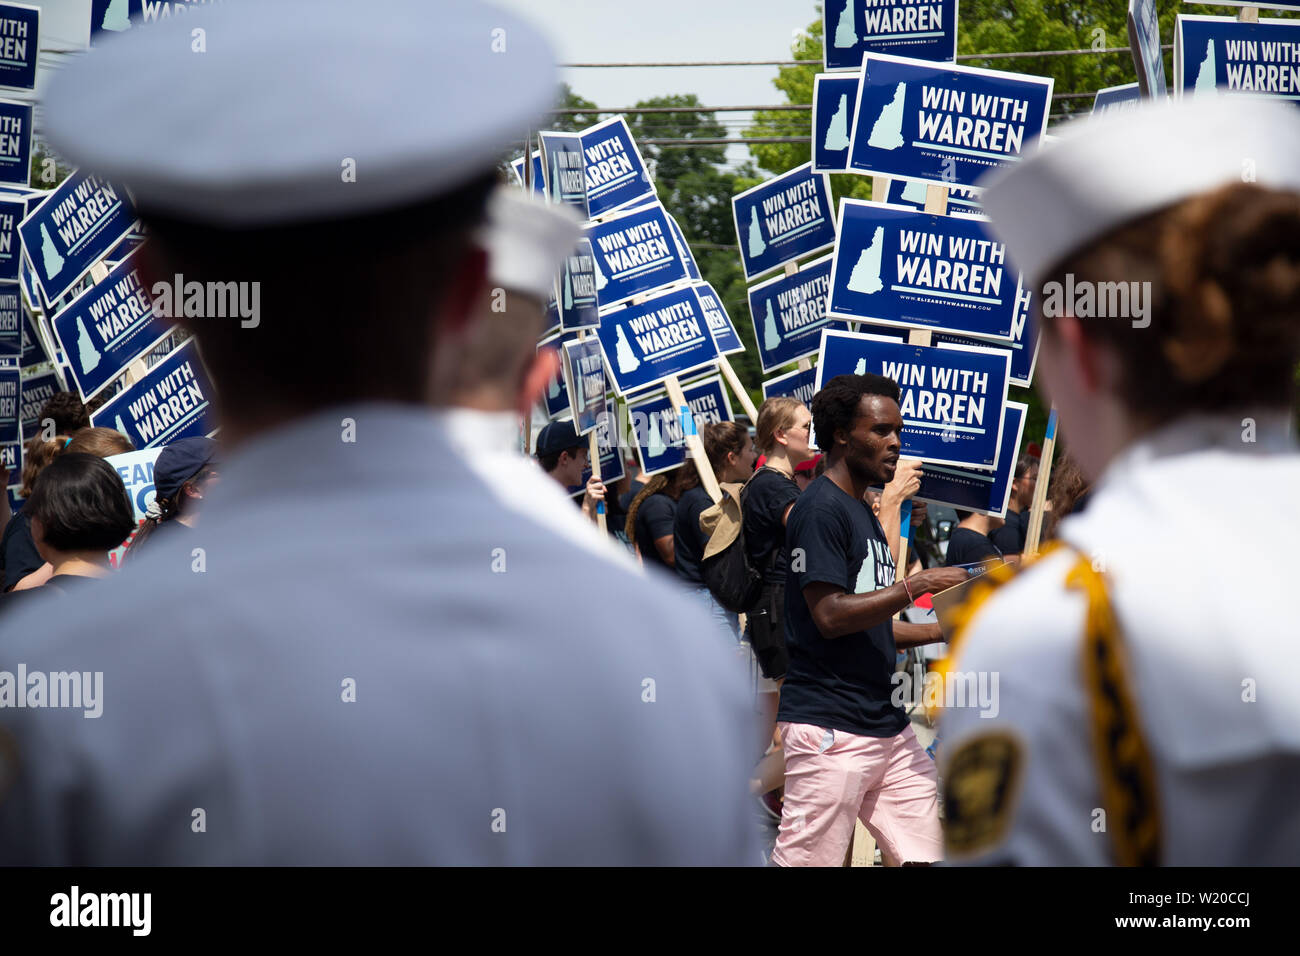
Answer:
[
  {"left": 154, "top": 437, "right": 220, "bottom": 501},
  {"left": 535, "top": 420, "right": 584, "bottom": 459}
]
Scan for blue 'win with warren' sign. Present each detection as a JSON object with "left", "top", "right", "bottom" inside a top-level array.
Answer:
[
  {"left": 585, "top": 202, "right": 689, "bottom": 308},
  {"left": 848, "top": 53, "right": 1053, "bottom": 190},
  {"left": 1175, "top": 16, "right": 1300, "bottom": 106},
  {"left": 562, "top": 337, "right": 607, "bottom": 436},
  {"left": 823, "top": 0, "right": 958, "bottom": 71},
  {"left": 731, "top": 163, "right": 837, "bottom": 281},
  {"left": 828, "top": 200, "right": 1023, "bottom": 341},
  {"left": 579, "top": 117, "right": 655, "bottom": 218},
  {"left": 19, "top": 170, "right": 138, "bottom": 306},
  {"left": 90, "top": 339, "right": 216, "bottom": 449},
  {"left": 596, "top": 284, "right": 718, "bottom": 396},
  {"left": 813, "top": 73, "right": 861, "bottom": 173},
  {"left": 746, "top": 255, "right": 858, "bottom": 373},
  {"left": 0, "top": 3, "right": 38, "bottom": 91},
  {"left": 627, "top": 376, "right": 733, "bottom": 477},
  {"left": 916, "top": 402, "right": 1026, "bottom": 517},
  {"left": 816, "top": 330, "right": 1009, "bottom": 470},
  {"left": 0, "top": 99, "right": 31, "bottom": 188}
]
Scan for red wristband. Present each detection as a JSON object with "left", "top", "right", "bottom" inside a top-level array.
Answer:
[{"left": 903, "top": 577, "right": 915, "bottom": 604}]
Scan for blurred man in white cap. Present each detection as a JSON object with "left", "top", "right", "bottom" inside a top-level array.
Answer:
[
  {"left": 0, "top": 0, "right": 758, "bottom": 865},
  {"left": 430, "top": 187, "right": 618, "bottom": 557},
  {"left": 939, "top": 96, "right": 1300, "bottom": 865}
]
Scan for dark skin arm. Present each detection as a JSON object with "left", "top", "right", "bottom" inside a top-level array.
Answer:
[
  {"left": 652, "top": 534, "right": 674, "bottom": 566},
  {"left": 802, "top": 565, "right": 969, "bottom": 640}
]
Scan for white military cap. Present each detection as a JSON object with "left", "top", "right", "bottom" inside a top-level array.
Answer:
[
  {"left": 42, "top": 0, "right": 557, "bottom": 227},
  {"left": 979, "top": 96, "right": 1300, "bottom": 286},
  {"left": 482, "top": 187, "right": 582, "bottom": 301}
]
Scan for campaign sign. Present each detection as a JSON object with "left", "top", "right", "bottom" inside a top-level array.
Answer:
[
  {"left": 0, "top": 361, "right": 16, "bottom": 444},
  {"left": 915, "top": 401, "right": 1026, "bottom": 517},
  {"left": 104, "top": 446, "right": 163, "bottom": 569},
  {"left": 90, "top": 340, "right": 215, "bottom": 449},
  {"left": 693, "top": 281, "right": 745, "bottom": 356},
  {"left": 828, "top": 200, "right": 1021, "bottom": 341},
  {"left": 90, "top": 0, "right": 144, "bottom": 41},
  {"left": 732, "top": 163, "right": 837, "bottom": 281},
  {"left": 51, "top": 248, "right": 173, "bottom": 402},
  {"left": 627, "top": 375, "right": 734, "bottom": 477},
  {"left": 1175, "top": 16, "right": 1300, "bottom": 105},
  {"left": 1093, "top": 83, "right": 1142, "bottom": 116},
  {"left": 0, "top": 280, "right": 17, "bottom": 359},
  {"left": 762, "top": 366, "right": 818, "bottom": 407},
  {"left": 1127, "top": 0, "right": 1167, "bottom": 98},
  {"left": 596, "top": 284, "right": 718, "bottom": 396},
  {"left": 666, "top": 213, "right": 700, "bottom": 281},
  {"left": 813, "top": 73, "right": 861, "bottom": 173},
  {"left": 1193, "top": 0, "right": 1300, "bottom": 12},
  {"left": 885, "top": 177, "right": 979, "bottom": 213},
  {"left": 0, "top": 99, "right": 29, "bottom": 187},
  {"left": 585, "top": 202, "right": 689, "bottom": 308},
  {"left": 19, "top": 364, "right": 58, "bottom": 438},
  {"left": 932, "top": 282, "right": 1038, "bottom": 387},
  {"left": 848, "top": 54, "right": 1054, "bottom": 190},
  {"left": 18, "top": 302, "right": 43, "bottom": 366},
  {"left": 537, "top": 332, "right": 572, "bottom": 419},
  {"left": 575, "top": 408, "right": 626, "bottom": 494},
  {"left": 561, "top": 336, "right": 607, "bottom": 435},
  {"left": 540, "top": 131, "right": 591, "bottom": 220},
  {"left": 747, "top": 254, "right": 857, "bottom": 373},
  {"left": 1, "top": 438, "right": 16, "bottom": 473},
  {"left": 510, "top": 150, "right": 546, "bottom": 197},
  {"left": 19, "top": 170, "right": 138, "bottom": 305},
  {"left": 558, "top": 238, "right": 600, "bottom": 332},
  {"left": 0, "top": 192, "right": 25, "bottom": 280},
  {"left": 816, "top": 330, "right": 1010, "bottom": 469},
  {"left": 579, "top": 116, "right": 655, "bottom": 218},
  {"left": 0, "top": 3, "right": 37, "bottom": 91},
  {"left": 542, "top": 285, "right": 561, "bottom": 338},
  {"left": 824, "top": 0, "right": 958, "bottom": 71}
]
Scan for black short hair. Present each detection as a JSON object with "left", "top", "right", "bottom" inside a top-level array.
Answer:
[
  {"left": 1014, "top": 454, "right": 1039, "bottom": 480},
  {"left": 37, "top": 391, "right": 91, "bottom": 434},
  {"left": 811, "top": 374, "right": 901, "bottom": 454},
  {"left": 539, "top": 445, "right": 584, "bottom": 473},
  {"left": 26, "top": 453, "right": 137, "bottom": 552},
  {"left": 139, "top": 173, "right": 497, "bottom": 420}
]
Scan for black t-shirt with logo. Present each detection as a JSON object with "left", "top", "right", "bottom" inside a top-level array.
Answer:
[
  {"left": 778, "top": 475, "right": 905, "bottom": 738},
  {"left": 672, "top": 485, "right": 713, "bottom": 587},
  {"left": 742, "top": 467, "right": 801, "bottom": 585}
]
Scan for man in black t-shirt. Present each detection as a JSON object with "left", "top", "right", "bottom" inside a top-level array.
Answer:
[
  {"left": 772, "top": 374, "right": 966, "bottom": 867},
  {"left": 944, "top": 509, "right": 1004, "bottom": 572}
]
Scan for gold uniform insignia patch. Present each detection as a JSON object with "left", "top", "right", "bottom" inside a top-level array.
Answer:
[{"left": 942, "top": 732, "right": 1024, "bottom": 858}]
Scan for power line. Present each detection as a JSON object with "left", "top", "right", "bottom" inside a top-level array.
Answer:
[{"left": 559, "top": 45, "right": 1172, "bottom": 68}]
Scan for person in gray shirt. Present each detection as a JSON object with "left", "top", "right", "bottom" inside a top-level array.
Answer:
[{"left": 0, "top": 0, "right": 758, "bottom": 866}]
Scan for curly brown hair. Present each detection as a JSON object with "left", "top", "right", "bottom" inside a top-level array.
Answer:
[{"left": 1039, "top": 183, "right": 1300, "bottom": 421}]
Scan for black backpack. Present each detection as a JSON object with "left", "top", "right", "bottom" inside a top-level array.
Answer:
[{"left": 699, "top": 472, "right": 775, "bottom": 614}]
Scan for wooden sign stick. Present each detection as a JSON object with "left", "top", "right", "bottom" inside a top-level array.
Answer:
[
  {"left": 1239, "top": 6, "right": 1259, "bottom": 23},
  {"left": 717, "top": 352, "right": 759, "bottom": 422},
  {"left": 1023, "top": 404, "right": 1057, "bottom": 557},
  {"left": 664, "top": 372, "right": 722, "bottom": 504}
]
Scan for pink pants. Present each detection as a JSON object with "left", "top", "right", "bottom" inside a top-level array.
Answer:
[{"left": 771, "top": 722, "right": 942, "bottom": 867}]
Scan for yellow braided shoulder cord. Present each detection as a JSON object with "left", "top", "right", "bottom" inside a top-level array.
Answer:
[{"left": 1067, "top": 555, "right": 1163, "bottom": 867}]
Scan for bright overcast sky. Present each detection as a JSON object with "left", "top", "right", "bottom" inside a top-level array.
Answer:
[{"left": 493, "top": 0, "right": 824, "bottom": 166}]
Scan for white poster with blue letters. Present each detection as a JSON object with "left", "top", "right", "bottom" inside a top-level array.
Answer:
[
  {"left": 827, "top": 200, "right": 1023, "bottom": 341},
  {"left": 596, "top": 284, "right": 718, "bottom": 396},
  {"left": 813, "top": 73, "right": 861, "bottom": 173},
  {"left": 746, "top": 253, "right": 858, "bottom": 373},
  {"left": 915, "top": 401, "right": 1026, "bottom": 517},
  {"left": 585, "top": 202, "right": 689, "bottom": 308},
  {"left": 732, "top": 162, "right": 837, "bottom": 281},
  {"left": 848, "top": 53, "right": 1053, "bottom": 190},
  {"left": 627, "top": 375, "right": 734, "bottom": 477},
  {"left": 1175, "top": 16, "right": 1300, "bottom": 106},
  {"left": 816, "top": 329, "right": 1009, "bottom": 470},
  {"left": 823, "top": 0, "right": 958, "bottom": 72}
]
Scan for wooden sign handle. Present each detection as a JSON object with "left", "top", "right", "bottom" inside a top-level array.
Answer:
[
  {"left": 1239, "top": 6, "right": 1259, "bottom": 22},
  {"left": 1023, "top": 405, "right": 1057, "bottom": 556},
  {"left": 718, "top": 353, "right": 759, "bottom": 423},
  {"left": 664, "top": 373, "right": 722, "bottom": 503},
  {"left": 924, "top": 184, "right": 949, "bottom": 216}
]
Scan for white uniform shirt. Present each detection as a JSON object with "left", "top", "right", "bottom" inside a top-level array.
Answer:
[
  {"left": 0, "top": 404, "right": 759, "bottom": 864},
  {"left": 940, "top": 413, "right": 1300, "bottom": 865}
]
